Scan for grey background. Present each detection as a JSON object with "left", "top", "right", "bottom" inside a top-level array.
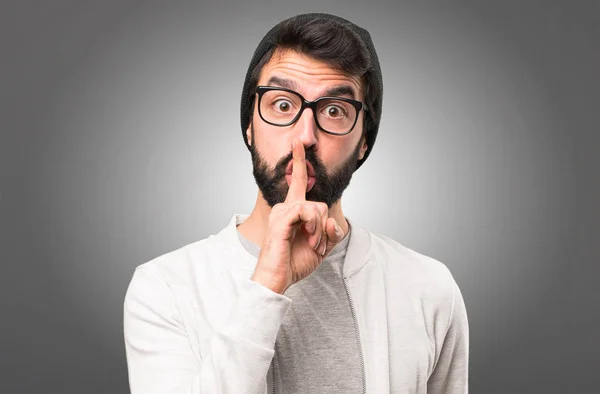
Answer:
[{"left": 1, "top": 1, "right": 598, "bottom": 393}]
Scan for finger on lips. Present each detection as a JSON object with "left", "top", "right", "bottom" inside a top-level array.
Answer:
[
  {"left": 285, "top": 139, "right": 308, "bottom": 203},
  {"left": 284, "top": 140, "right": 343, "bottom": 258}
]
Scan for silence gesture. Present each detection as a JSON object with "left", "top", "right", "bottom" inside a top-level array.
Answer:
[{"left": 251, "top": 139, "right": 346, "bottom": 294}]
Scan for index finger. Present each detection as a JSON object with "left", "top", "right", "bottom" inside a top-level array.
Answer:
[{"left": 285, "top": 139, "right": 307, "bottom": 202}]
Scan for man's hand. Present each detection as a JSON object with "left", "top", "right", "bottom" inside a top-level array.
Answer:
[{"left": 251, "top": 139, "right": 346, "bottom": 294}]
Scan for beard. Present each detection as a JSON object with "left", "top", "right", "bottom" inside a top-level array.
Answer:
[{"left": 249, "top": 124, "right": 363, "bottom": 208}]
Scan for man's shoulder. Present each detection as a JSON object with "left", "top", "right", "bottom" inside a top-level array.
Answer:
[
  {"left": 138, "top": 235, "right": 216, "bottom": 270},
  {"left": 132, "top": 220, "right": 249, "bottom": 287},
  {"left": 366, "top": 229, "right": 457, "bottom": 297}
]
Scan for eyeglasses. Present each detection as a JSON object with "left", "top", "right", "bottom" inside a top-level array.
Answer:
[{"left": 255, "top": 86, "right": 368, "bottom": 136}]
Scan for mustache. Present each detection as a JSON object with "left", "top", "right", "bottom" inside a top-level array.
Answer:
[{"left": 274, "top": 147, "right": 321, "bottom": 177}]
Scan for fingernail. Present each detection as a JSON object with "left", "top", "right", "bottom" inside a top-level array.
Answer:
[{"left": 335, "top": 224, "right": 342, "bottom": 235}]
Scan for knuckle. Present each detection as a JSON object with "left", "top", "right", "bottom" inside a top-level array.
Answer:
[
  {"left": 307, "top": 203, "right": 320, "bottom": 218},
  {"left": 292, "top": 202, "right": 306, "bottom": 218},
  {"left": 316, "top": 202, "right": 328, "bottom": 215},
  {"left": 270, "top": 204, "right": 284, "bottom": 217},
  {"left": 269, "top": 204, "right": 288, "bottom": 225}
]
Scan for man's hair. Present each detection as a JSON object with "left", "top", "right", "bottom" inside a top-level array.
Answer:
[{"left": 240, "top": 13, "right": 383, "bottom": 170}]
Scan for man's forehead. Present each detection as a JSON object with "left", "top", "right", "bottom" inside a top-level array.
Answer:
[{"left": 258, "top": 48, "right": 363, "bottom": 98}]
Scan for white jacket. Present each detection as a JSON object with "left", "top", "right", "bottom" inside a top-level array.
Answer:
[{"left": 124, "top": 214, "right": 469, "bottom": 393}]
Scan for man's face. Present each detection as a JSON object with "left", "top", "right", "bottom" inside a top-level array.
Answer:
[{"left": 246, "top": 49, "right": 368, "bottom": 208}]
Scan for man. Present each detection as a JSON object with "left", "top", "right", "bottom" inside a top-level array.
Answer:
[{"left": 124, "top": 13, "right": 469, "bottom": 394}]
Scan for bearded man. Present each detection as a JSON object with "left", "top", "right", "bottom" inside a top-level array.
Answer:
[{"left": 124, "top": 13, "right": 469, "bottom": 394}]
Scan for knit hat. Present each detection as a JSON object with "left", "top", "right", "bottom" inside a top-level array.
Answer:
[{"left": 239, "top": 13, "right": 383, "bottom": 170}]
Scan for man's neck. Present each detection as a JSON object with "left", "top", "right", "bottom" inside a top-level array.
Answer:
[{"left": 236, "top": 190, "right": 349, "bottom": 247}]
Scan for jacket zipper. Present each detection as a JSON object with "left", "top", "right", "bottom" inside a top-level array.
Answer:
[
  {"left": 343, "top": 276, "right": 366, "bottom": 394},
  {"left": 270, "top": 357, "right": 275, "bottom": 394}
]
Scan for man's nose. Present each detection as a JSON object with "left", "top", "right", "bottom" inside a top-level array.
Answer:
[{"left": 294, "top": 107, "right": 318, "bottom": 148}]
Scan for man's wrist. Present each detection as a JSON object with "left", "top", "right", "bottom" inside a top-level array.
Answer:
[{"left": 251, "top": 271, "right": 287, "bottom": 295}]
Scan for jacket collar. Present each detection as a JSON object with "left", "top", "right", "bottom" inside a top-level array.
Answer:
[
  {"left": 344, "top": 216, "right": 374, "bottom": 277},
  {"left": 221, "top": 214, "right": 373, "bottom": 276}
]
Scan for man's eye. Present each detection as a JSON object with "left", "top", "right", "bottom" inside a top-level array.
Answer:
[
  {"left": 322, "top": 105, "right": 347, "bottom": 118},
  {"left": 274, "top": 100, "right": 293, "bottom": 112}
]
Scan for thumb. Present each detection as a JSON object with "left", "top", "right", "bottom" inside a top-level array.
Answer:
[{"left": 323, "top": 218, "right": 345, "bottom": 257}]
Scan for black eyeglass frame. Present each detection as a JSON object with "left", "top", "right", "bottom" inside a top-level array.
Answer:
[{"left": 255, "top": 86, "right": 369, "bottom": 136}]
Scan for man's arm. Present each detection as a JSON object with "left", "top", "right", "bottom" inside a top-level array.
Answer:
[
  {"left": 123, "top": 265, "right": 291, "bottom": 394},
  {"left": 427, "top": 278, "right": 470, "bottom": 393}
]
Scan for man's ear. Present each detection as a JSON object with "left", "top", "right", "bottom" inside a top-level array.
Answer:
[
  {"left": 358, "top": 134, "right": 368, "bottom": 161},
  {"left": 246, "top": 123, "right": 252, "bottom": 146}
]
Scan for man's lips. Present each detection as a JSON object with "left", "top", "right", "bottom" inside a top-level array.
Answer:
[
  {"left": 285, "top": 160, "right": 316, "bottom": 192},
  {"left": 286, "top": 160, "right": 316, "bottom": 177},
  {"left": 285, "top": 174, "right": 316, "bottom": 192}
]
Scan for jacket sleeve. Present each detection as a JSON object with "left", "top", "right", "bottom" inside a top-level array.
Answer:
[
  {"left": 427, "top": 278, "right": 470, "bottom": 394},
  {"left": 123, "top": 265, "right": 291, "bottom": 394}
]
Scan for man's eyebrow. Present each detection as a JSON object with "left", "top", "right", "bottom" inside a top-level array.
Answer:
[
  {"left": 266, "top": 76, "right": 358, "bottom": 100},
  {"left": 322, "top": 85, "right": 357, "bottom": 100},
  {"left": 266, "top": 76, "right": 300, "bottom": 91}
]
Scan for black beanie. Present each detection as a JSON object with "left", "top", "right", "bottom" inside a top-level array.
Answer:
[{"left": 239, "top": 13, "right": 383, "bottom": 171}]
